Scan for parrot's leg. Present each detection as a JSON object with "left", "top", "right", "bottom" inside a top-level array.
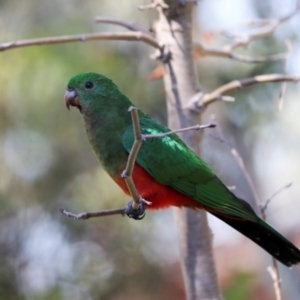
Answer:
[{"left": 124, "top": 199, "right": 146, "bottom": 220}]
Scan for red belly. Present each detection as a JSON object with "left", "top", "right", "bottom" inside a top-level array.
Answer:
[{"left": 111, "top": 163, "right": 201, "bottom": 210}]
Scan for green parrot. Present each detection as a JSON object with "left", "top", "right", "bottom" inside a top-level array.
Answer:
[{"left": 64, "top": 72, "right": 300, "bottom": 267}]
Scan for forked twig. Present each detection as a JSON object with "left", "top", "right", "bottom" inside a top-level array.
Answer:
[
  {"left": 221, "top": 3, "right": 300, "bottom": 51},
  {"left": 61, "top": 107, "right": 215, "bottom": 219},
  {"left": 189, "top": 74, "right": 300, "bottom": 111},
  {"left": 193, "top": 4, "right": 300, "bottom": 66},
  {"left": 121, "top": 107, "right": 147, "bottom": 210},
  {"left": 260, "top": 182, "right": 293, "bottom": 219}
]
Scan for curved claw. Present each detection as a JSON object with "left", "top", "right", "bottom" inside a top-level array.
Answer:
[{"left": 125, "top": 199, "right": 146, "bottom": 220}]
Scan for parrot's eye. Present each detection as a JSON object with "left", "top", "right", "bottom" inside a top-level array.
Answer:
[{"left": 85, "top": 81, "right": 94, "bottom": 89}]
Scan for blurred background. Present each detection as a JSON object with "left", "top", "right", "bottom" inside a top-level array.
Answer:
[{"left": 0, "top": 0, "right": 300, "bottom": 299}]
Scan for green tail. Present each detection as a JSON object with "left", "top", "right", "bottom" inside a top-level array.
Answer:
[{"left": 212, "top": 212, "right": 300, "bottom": 267}]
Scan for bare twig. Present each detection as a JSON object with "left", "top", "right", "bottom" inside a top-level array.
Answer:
[
  {"left": 194, "top": 43, "right": 288, "bottom": 64},
  {"left": 121, "top": 107, "right": 146, "bottom": 210},
  {"left": 95, "top": 17, "right": 149, "bottom": 33},
  {"left": 189, "top": 74, "right": 300, "bottom": 111},
  {"left": 193, "top": 4, "right": 300, "bottom": 66},
  {"left": 268, "top": 265, "right": 282, "bottom": 300},
  {"left": 0, "top": 31, "right": 159, "bottom": 52},
  {"left": 60, "top": 207, "right": 125, "bottom": 219},
  {"left": 211, "top": 120, "right": 261, "bottom": 209},
  {"left": 143, "top": 123, "right": 216, "bottom": 139},
  {"left": 221, "top": 4, "right": 300, "bottom": 51},
  {"left": 260, "top": 182, "right": 293, "bottom": 220}
]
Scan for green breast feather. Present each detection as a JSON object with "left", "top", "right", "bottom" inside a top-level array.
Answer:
[{"left": 122, "top": 117, "right": 258, "bottom": 222}]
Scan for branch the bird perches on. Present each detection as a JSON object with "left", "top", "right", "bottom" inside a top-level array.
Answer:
[{"left": 61, "top": 107, "right": 216, "bottom": 220}]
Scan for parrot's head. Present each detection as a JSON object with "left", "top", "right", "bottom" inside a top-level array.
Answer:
[{"left": 64, "top": 72, "right": 130, "bottom": 115}]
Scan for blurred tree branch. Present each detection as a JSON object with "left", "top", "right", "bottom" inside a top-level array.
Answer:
[
  {"left": 221, "top": 2, "right": 300, "bottom": 51},
  {"left": 189, "top": 74, "right": 300, "bottom": 112},
  {"left": 0, "top": 31, "right": 159, "bottom": 51},
  {"left": 153, "top": 1, "right": 223, "bottom": 299},
  {"left": 194, "top": 42, "right": 288, "bottom": 64}
]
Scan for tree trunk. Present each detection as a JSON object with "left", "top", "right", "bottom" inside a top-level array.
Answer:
[{"left": 154, "top": 2, "right": 222, "bottom": 299}]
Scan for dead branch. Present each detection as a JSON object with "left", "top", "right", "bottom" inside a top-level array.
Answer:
[
  {"left": 60, "top": 208, "right": 125, "bottom": 219},
  {"left": 193, "top": 3, "right": 300, "bottom": 68},
  {"left": 121, "top": 107, "right": 149, "bottom": 210},
  {"left": 194, "top": 43, "right": 288, "bottom": 64},
  {"left": 210, "top": 120, "right": 261, "bottom": 209},
  {"left": 260, "top": 182, "right": 293, "bottom": 220},
  {"left": 268, "top": 265, "right": 282, "bottom": 300},
  {"left": 221, "top": 3, "right": 300, "bottom": 51},
  {"left": 143, "top": 123, "right": 216, "bottom": 139},
  {"left": 0, "top": 31, "right": 159, "bottom": 52},
  {"left": 189, "top": 74, "right": 300, "bottom": 111}
]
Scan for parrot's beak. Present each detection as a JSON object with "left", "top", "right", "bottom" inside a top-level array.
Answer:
[{"left": 64, "top": 88, "right": 82, "bottom": 112}]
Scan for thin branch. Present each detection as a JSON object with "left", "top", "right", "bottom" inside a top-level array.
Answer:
[
  {"left": 95, "top": 17, "right": 150, "bottom": 33},
  {"left": 0, "top": 31, "right": 159, "bottom": 52},
  {"left": 194, "top": 43, "right": 288, "bottom": 64},
  {"left": 268, "top": 265, "right": 282, "bottom": 300},
  {"left": 143, "top": 123, "right": 216, "bottom": 139},
  {"left": 221, "top": 3, "right": 300, "bottom": 51},
  {"left": 60, "top": 207, "right": 125, "bottom": 219},
  {"left": 193, "top": 4, "right": 300, "bottom": 65},
  {"left": 260, "top": 182, "right": 293, "bottom": 220},
  {"left": 189, "top": 74, "right": 300, "bottom": 110},
  {"left": 210, "top": 120, "right": 261, "bottom": 210},
  {"left": 121, "top": 107, "right": 146, "bottom": 210}
]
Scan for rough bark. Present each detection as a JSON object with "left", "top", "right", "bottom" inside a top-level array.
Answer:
[{"left": 154, "top": 2, "right": 222, "bottom": 299}]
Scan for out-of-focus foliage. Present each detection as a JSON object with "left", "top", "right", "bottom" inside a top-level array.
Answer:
[
  {"left": 0, "top": 0, "right": 300, "bottom": 299},
  {"left": 223, "top": 272, "right": 255, "bottom": 300}
]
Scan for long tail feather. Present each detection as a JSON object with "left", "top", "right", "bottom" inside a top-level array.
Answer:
[{"left": 211, "top": 212, "right": 300, "bottom": 267}]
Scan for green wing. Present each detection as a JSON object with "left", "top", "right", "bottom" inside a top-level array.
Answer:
[{"left": 122, "top": 116, "right": 258, "bottom": 222}]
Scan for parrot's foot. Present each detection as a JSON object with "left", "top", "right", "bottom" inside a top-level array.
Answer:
[{"left": 125, "top": 199, "right": 146, "bottom": 220}]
